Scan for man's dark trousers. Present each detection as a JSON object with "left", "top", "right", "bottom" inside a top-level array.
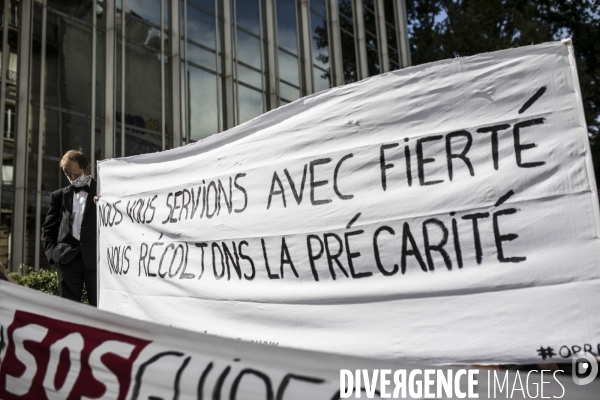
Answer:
[
  {"left": 42, "top": 179, "right": 98, "bottom": 306},
  {"left": 57, "top": 253, "right": 97, "bottom": 306}
]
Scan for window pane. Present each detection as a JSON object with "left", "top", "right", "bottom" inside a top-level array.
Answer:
[
  {"left": 180, "top": 0, "right": 185, "bottom": 37},
  {"left": 127, "top": 0, "right": 162, "bottom": 28},
  {"left": 313, "top": 67, "right": 330, "bottom": 93},
  {"left": 187, "top": 6, "right": 216, "bottom": 49},
  {"left": 236, "top": 30, "right": 262, "bottom": 70},
  {"left": 115, "top": 126, "right": 122, "bottom": 158},
  {"left": 189, "top": 65, "right": 219, "bottom": 140},
  {"left": 38, "top": 203, "right": 54, "bottom": 268},
  {"left": 0, "top": 50, "right": 17, "bottom": 92},
  {"left": 42, "top": 109, "right": 91, "bottom": 170},
  {"left": 0, "top": 154, "right": 12, "bottom": 266},
  {"left": 1, "top": 0, "right": 18, "bottom": 99},
  {"left": 310, "top": 10, "right": 329, "bottom": 69},
  {"left": 389, "top": 47, "right": 400, "bottom": 71},
  {"left": 96, "top": 29, "right": 106, "bottom": 119},
  {"left": 190, "top": 0, "right": 215, "bottom": 13},
  {"left": 384, "top": 0, "right": 397, "bottom": 48},
  {"left": 363, "top": 3, "right": 380, "bottom": 77},
  {"left": 124, "top": 41, "right": 163, "bottom": 155},
  {"left": 277, "top": 50, "right": 299, "bottom": 86},
  {"left": 384, "top": 0, "right": 400, "bottom": 68},
  {"left": 276, "top": 0, "right": 298, "bottom": 54},
  {"left": 3, "top": 104, "right": 16, "bottom": 139},
  {"left": 27, "top": 106, "right": 41, "bottom": 194},
  {"left": 31, "top": 4, "right": 43, "bottom": 105},
  {"left": 341, "top": 31, "right": 358, "bottom": 83},
  {"left": 187, "top": 42, "right": 217, "bottom": 71},
  {"left": 48, "top": 0, "right": 94, "bottom": 24},
  {"left": 238, "top": 64, "right": 262, "bottom": 89},
  {"left": 180, "top": 61, "right": 187, "bottom": 144},
  {"left": 44, "top": 11, "right": 93, "bottom": 115},
  {"left": 339, "top": 0, "right": 358, "bottom": 84},
  {"left": 124, "top": 127, "right": 162, "bottom": 156},
  {"left": 93, "top": 125, "right": 104, "bottom": 173},
  {"left": 115, "top": 37, "right": 122, "bottom": 156},
  {"left": 164, "top": 0, "right": 171, "bottom": 30},
  {"left": 238, "top": 85, "right": 263, "bottom": 124},
  {"left": 366, "top": 31, "right": 378, "bottom": 50},
  {"left": 41, "top": 157, "right": 61, "bottom": 194},
  {"left": 164, "top": 56, "right": 174, "bottom": 150},
  {"left": 367, "top": 45, "right": 380, "bottom": 76},
  {"left": 310, "top": 0, "right": 331, "bottom": 92},
  {"left": 236, "top": 0, "right": 261, "bottom": 35},
  {"left": 2, "top": 151, "right": 14, "bottom": 187},
  {"left": 310, "top": 0, "right": 326, "bottom": 17},
  {"left": 3, "top": 0, "right": 19, "bottom": 28},
  {"left": 126, "top": 18, "right": 162, "bottom": 51},
  {"left": 279, "top": 81, "right": 299, "bottom": 103},
  {"left": 23, "top": 212, "right": 36, "bottom": 266}
]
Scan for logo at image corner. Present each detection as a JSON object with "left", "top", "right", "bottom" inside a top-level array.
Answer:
[{"left": 571, "top": 352, "right": 598, "bottom": 386}]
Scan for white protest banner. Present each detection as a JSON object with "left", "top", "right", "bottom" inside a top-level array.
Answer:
[
  {"left": 98, "top": 40, "right": 600, "bottom": 364},
  {"left": 3, "top": 282, "right": 598, "bottom": 399},
  {"left": 0, "top": 281, "right": 414, "bottom": 399}
]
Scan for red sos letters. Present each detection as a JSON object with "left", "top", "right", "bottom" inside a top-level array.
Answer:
[{"left": 0, "top": 311, "right": 150, "bottom": 400}]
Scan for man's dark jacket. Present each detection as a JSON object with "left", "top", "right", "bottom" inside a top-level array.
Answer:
[{"left": 41, "top": 179, "right": 97, "bottom": 269}]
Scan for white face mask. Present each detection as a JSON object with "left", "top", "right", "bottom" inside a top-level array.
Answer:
[{"left": 69, "top": 173, "right": 91, "bottom": 187}]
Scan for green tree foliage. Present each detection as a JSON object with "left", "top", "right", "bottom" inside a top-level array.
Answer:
[{"left": 406, "top": 0, "right": 600, "bottom": 185}]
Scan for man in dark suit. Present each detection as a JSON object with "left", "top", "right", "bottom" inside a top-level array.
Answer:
[{"left": 42, "top": 150, "right": 97, "bottom": 306}]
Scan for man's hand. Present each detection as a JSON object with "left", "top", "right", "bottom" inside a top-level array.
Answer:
[{"left": 93, "top": 196, "right": 99, "bottom": 204}]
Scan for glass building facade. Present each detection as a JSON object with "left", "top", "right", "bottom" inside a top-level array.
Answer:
[{"left": 2, "top": 0, "right": 409, "bottom": 271}]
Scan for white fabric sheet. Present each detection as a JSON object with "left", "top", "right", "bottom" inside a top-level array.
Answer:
[{"left": 97, "top": 40, "right": 600, "bottom": 364}]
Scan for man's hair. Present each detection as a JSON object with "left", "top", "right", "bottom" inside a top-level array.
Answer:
[{"left": 60, "top": 149, "right": 89, "bottom": 170}]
